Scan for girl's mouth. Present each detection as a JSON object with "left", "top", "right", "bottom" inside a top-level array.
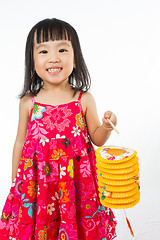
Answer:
[{"left": 47, "top": 68, "right": 62, "bottom": 74}]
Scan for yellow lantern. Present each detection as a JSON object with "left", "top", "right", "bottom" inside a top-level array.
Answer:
[
  {"left": 96, "top": 146, "right": 140, "bottom": 237},
  {"left": 96, "top": 146, "right": 140, "bottom": 209}
]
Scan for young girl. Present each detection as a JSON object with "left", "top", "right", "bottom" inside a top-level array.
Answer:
[{"left": 0, "top": 18, "right": 117, "bottom": 240}]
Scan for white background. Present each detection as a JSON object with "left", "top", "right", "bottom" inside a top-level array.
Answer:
[{"left": 0, "top": 0, "right": 160, "bottom": 239}]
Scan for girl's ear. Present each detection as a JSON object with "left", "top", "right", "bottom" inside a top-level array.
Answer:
[{"left": 73, "top": 60, "right": 76, "bottom": 69}]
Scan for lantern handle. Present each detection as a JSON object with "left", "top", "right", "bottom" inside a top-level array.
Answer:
[{"left": 107, "top": 118, "right": 119, "bottom": 134}]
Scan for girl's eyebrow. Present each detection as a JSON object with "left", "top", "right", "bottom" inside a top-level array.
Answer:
[
  {"left": 35, "top": 41, "right": 71, "bottom": 50},
  {"left": 35, "top": 43, "right": 47, "bottom": 50},
  {"left": 58, "top": 42, "right": 71, "bottom": 47}
]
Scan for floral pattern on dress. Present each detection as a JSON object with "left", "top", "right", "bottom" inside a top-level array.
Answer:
[
  {"left": 0, "top": 94, "right": 117, "bottom": 240},
  {"left": 38, "top": 226, "right": 47, "bottom": 240},
  {"left": 23, "top": 158, "right": 33, "bottom": 170},
  {"left": 76, "top": 112, "right": 85, "bottom": 130},
  {"left": 31, "top": 104, "right": 46, "bottom": 122},
  {"left": 27, "top": 181, "right": 39, "bottom": 198},
  {"left": 67, "top": 159, "right": 74, "bottom": 178},
  {"left": 50, "top": 149, "right": 68, "bottom": 161},
  {"left": 42, "top": 105, "right": 72, "bottom": 132}
]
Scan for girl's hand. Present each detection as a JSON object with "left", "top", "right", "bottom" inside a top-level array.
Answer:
[{"left": 102, "top": 111, "right": 117, "bottom": 131}]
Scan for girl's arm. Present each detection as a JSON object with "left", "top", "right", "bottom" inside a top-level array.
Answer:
[
  {"left": 82, "top": 92, "right": 117, "bottom": 147},
  {"left": 12, "top": 95, "right": 31, "bottom": 183}
]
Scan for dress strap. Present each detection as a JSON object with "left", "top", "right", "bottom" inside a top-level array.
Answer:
[
  {"left": 78, "top": 91, "right": 83, "bottom": 101},
  {"left": 31, "top": 95, "right": 35, "bottom": 109}
]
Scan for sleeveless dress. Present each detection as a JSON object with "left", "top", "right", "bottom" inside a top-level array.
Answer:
[{"left": 0, "top": 92, "right": 117, "bottom": 240}]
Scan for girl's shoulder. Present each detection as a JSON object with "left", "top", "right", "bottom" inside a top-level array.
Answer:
[
  {"left": 20, "top": 93, "right": 32, "bottom": 107},
  {"left": 81, "top": 91, "right": 96, "bottom": 115},
  {"left": 81, "top": 91, "right": 95, "bottom": 106},
  {"left": 15, "top": 94, "right": 33, "bottom": 144},
  {"left": 81, "top": 91, "right": 94, "bottom": 101},
  {"left": 19, "top": 94, "right": 33, "bottom": 117}
]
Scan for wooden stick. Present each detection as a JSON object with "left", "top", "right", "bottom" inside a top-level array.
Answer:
[{"left": 107, "top": 118, "right": 119, "bottom": 134}]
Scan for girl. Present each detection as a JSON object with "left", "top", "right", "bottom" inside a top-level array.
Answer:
[{"left": 0, "top": 18, "right": 117, "bottom": 240}]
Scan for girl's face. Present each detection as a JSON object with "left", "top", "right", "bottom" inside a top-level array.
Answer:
[{"left": 33, "top": 38, "right": 75, "bottom": 88}]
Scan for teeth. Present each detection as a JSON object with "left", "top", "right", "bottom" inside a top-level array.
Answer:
[{"left": 48, "top": 68, "right": 61, "bottom": 73}]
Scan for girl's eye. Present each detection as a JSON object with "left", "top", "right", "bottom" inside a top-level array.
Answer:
[
  {"left": 40, "top": 50, "right": 48, "bottom": 54},
  {"left": 59, "top": 49, "right": 67, "bottom": 53}
]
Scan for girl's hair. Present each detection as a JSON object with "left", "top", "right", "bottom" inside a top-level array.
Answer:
[{"left": 19, "top": 18, "right": 91, "bottom": 98}]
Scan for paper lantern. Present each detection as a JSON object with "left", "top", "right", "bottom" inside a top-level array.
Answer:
[{"left": 96, "top": 146, "right": 140, "bottom": 209}]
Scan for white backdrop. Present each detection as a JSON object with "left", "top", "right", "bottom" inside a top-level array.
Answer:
[{"left": 0, "top": 0, "right": 160, "bottom": 239}]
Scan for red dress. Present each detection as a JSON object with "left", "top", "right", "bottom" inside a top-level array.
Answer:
[{"left": 0, "top": 92, "right": 117, "bottom": 240}]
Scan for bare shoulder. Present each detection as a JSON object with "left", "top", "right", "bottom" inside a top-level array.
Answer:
[
  {"left": 19, "top": 94, "right": 32, "bottom": 117},
  {"left": 20, "top": 94, "right": 32, "bottom": 105},
  {"left": 81, "top": 92, "right": 96, "bottom": 115},
  {"left": 82, "top": 91, "right": 95, "bottom": 100},
  {"left": 81, "top": 91, "right": 96, "bottom": 106},
  {"left": 15, "top": 94, "right": 33, "bottom": 143}
]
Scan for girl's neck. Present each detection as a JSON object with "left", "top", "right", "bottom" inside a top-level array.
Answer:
[
  {"left": 35, "top": 82, "right": 76, "bottom": 106},
  {"left": 42, "top": 79, "right": 71, "bottom": 93}
]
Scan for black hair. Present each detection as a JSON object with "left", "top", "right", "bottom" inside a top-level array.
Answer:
[{"left": 19, "top": 18, "right": 91, "bottom": 98}]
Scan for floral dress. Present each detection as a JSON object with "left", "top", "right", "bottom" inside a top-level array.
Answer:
[{"left": 0, "top": 91, "right": 117, "bottom": 240}]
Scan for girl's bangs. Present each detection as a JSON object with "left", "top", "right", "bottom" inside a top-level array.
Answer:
[{"left": 35, "top": 22, "right": 71, "bottom": 43}]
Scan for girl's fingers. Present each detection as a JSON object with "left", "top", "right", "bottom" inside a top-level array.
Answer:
[
  {"left": 104, "top": 111, "right": 112, "bottom": 119},
  {"left": 102, "top": 118, "right": 114, "bottom": 130},
  {"left": 104, "top": 112, "right": 117, "bottom": 126}
]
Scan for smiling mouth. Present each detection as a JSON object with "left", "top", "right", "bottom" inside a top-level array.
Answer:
[{"left": 47, "top": 68, "right": 62, "bottom": 73}]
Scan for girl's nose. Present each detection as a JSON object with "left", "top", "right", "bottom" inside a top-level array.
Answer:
[
  {"left": 49, "top": 59, "right": 60, "bottom": 63},
  {"left": 49, "top": 56, "right": 60, "bottom": 63}
]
